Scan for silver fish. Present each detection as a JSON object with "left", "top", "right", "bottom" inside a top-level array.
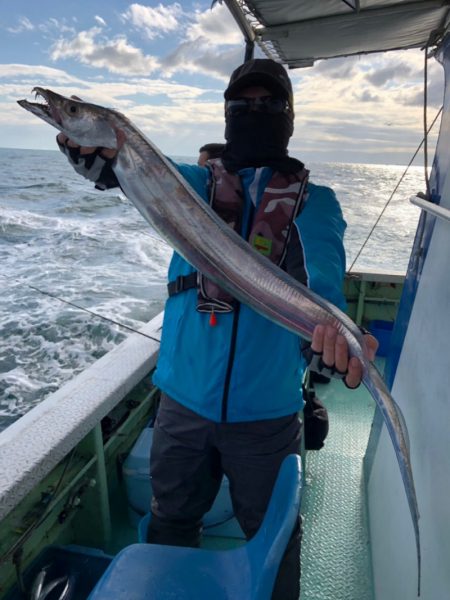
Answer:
[
  {"left": 38, "top": 575, "right": 71, "bottom": 600},
  {"left": 18, "top": 88, "right": 421, "bottom": 593},
  {"left": 30, "top": 569, "right": 72, "bottom": 600},
  {"left": 30, "top": 566, "right": 47, "bottom": 600}
]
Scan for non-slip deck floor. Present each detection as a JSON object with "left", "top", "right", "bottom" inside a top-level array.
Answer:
[
  {"left": 109, "top": 372, "right": 378, "bottom": 599},
  {"left": 300, "top": 377, "right": 376, "bottom": 600}
]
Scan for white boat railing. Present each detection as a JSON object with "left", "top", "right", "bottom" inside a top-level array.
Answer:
[
  {"left": 410, "top": 194, "right": 450, "bottom": 223},
  {"left": 0, "top": 312, "right": 163, "bottom": 522}
]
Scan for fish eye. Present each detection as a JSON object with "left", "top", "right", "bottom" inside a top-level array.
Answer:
[{"left": 69, "top": 105, "right": 77, "bottom": 114}]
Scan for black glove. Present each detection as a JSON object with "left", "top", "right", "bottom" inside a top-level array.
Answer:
[
  {"left": 57, "top": 137, "right": 120, "bottom": 190},
  {"left": 301, "top": 326, "right": 370, "bottom": 390},
  {"left": 302, "top": 342, "right": 349, "bottom": 382}
]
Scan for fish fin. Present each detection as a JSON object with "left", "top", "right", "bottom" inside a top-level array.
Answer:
[{"left": 392, "top": 398, "right": 410, "bottom": 452}]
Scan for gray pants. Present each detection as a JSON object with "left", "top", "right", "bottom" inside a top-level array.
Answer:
[{"left": 148, "top": 393, "right": 302, "bottom": 600}]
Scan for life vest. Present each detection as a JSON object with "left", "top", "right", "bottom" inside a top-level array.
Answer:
[{"left": 168, "top": 159, "right": 309, "bottom": 313}]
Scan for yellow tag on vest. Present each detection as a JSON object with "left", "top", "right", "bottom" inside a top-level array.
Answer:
[{"left": 253, "top": 235, "right": 272, "bottom": 256}]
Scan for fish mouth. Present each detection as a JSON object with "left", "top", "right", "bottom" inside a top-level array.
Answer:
[{"left": 17, "top": 87, "right": 62, "bottom": 126}]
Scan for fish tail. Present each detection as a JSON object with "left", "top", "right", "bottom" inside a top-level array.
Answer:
[{"left": 363, "top": 362, "right": 421, "bottom": 596}]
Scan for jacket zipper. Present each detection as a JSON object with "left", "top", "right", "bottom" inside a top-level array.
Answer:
[
  {"left": 221, "top": 303, "right": 241, "bottom": 422},
  {"left": 220, "top": 189, "right": 255, "bottom": 422}
]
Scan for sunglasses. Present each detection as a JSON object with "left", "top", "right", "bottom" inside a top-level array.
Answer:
[{"left": 225, "top": 96, "right": 289, "bottom": 116}]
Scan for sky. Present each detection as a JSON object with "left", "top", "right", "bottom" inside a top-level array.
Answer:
[{"left": 0, "top": 0, "right": 445, "bottom": 164}]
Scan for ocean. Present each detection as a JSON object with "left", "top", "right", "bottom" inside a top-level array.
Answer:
[{"left": 0, "top": 147, "right": 425, "bottom": 431}]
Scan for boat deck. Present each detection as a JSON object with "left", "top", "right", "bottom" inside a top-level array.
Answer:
[
  {"left": 106, "top": 372, "right": 378, "bottom": 599},
  {"left": 0, "top": 365, "right": 379, "bottom": 600},
  {"left": 300, "top": 374, "right": 377, "bottom": 600}
]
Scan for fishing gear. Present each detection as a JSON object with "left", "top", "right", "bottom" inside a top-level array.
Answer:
[{"left": 0, "top": 273, "right": 161, "bottom": 344}]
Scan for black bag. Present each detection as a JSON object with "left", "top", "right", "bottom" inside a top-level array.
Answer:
[{"left": 302, "top": 383, "right": 329, "bottom": 450}]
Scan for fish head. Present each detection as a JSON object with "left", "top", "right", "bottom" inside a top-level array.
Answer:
[{"left": 18, "top": 87, "right": 119, "bottom": 149}]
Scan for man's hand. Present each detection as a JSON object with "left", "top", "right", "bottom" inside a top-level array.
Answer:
[{"left": 310, "top": 324, "right": 378, "bottom": 389}]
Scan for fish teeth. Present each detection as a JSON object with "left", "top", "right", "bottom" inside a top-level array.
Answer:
[{"left": 31, "top": 88, "right": 47, "bottom": 106}]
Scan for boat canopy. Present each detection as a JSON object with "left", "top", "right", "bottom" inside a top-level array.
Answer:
[{"left": 224, "top": 0, "right": 450, "bottom": 67}]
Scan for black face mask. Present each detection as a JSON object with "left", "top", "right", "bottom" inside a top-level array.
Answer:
[{"left": 222, "top": 111, "right": 302, "bottom": 173}]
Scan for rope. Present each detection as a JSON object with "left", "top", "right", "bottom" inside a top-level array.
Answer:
[
  {"left": 348, "top": 105, "right": 442, "bottom": 273},
  {"left": 423, "top": 43, "right": 431, "bottom": 199}
]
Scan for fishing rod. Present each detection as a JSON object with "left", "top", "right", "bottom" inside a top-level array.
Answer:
[
  {"left": 0, "top": 203, "right": 171, "bottom": 343},
  {"left": 0, "top": 273, "right": 162, "bottom": 344}
]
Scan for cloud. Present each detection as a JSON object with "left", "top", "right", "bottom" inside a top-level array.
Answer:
[
  {"left": 7, "top": 17, "right": 34, "bottom": 34},
  {"left": 36, "top": 3, "right": 242, "bottom": 84},
  {"left": 313, "top": 56, "right": 359, "bottom": 79},
  {"left": 40, "top": 18, "right": 76, "bottom": 35},
  {"left": 397, "top": 78, "right": 444, "bottom": 107},
  {"left": 0, "top": 66, "right": 91, "bottom": 117},
  {"left": 355, "top": 89, "right": 380, "bottom": 102},
  {"left": 50, "top": 27, "right": 160, "bottom": 76},
  {"left": 0, "top": 62, "right": 227, "bottom": 155},
  {"left": 285, "top": 47, "right": 443, "bottom": 164},
  {"left": 0, "top": 66, "right": 221, "bottom": 126},
  {"left": 121, "top": 2, "right": 183, "bottom": 40},
  {"left": 289, "top": 116, "right": 439, "bottom": 165},
  {"left": 0, "top": 12, "right": 445, "bottom": 164},
  {"left": 0, "top": 64, "right": 83, "bottom": 85},
  {"left": 365, "top": 62, "right": 415, "bottom": 87},
  {"left": 185, "top": 3, "right": 242, "bottom": 46},
  {"left": 6, "top": 16, "right": 76, "bottom": 37},
  {"left": 79, "top": 78, "right": 213, "bottom": 110},
  {"left": 158, "top": 3, "right": 244, "bottom": 79},
  {"left": 94, "top": 16, "right": 107, "bottom": 27},
  {"left": 161, "top": 41, "right": 243, "bottom": 80}
]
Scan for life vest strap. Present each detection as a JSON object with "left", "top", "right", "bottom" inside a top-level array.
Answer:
[{"left": 167, "top": 273, "right": 197, "bottom": 297}]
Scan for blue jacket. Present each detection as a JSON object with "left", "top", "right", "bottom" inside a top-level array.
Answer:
[{"left": 152, "top": 163, "right": 347, "bottom": 422}]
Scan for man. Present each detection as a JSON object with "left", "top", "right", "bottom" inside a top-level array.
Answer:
[
  {"left": 57, "top": 58, "right": 377, "bottom": 599},
  {"left": 197, "top": 142, "right": 225, "bottom": 166}
]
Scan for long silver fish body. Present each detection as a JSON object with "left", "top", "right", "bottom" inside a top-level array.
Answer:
[{"left": 18, "top": 89, "right": 420, "bottom": 592}]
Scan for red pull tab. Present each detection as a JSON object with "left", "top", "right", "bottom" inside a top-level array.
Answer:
[{"left": 209, "top": 311, "right": 217, "bottom": 327}]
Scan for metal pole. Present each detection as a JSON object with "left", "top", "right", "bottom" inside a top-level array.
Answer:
[
  {"left": 93, "top": 424, "right": 112, "bottom": 543},
  {"left": 356, "top": 279, "right": 367, "bottom": 326},
  {"left": 224, "top": 0, "right": 256, "bottom": 62}
]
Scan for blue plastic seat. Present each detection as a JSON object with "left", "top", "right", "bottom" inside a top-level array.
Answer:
[{"left": 88, "top": 454, "right": 302, "bottom": 600}]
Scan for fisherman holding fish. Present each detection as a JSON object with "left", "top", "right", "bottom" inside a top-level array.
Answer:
[{"left": 52, "top": 59, "right": 377, "bottom": 599}]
